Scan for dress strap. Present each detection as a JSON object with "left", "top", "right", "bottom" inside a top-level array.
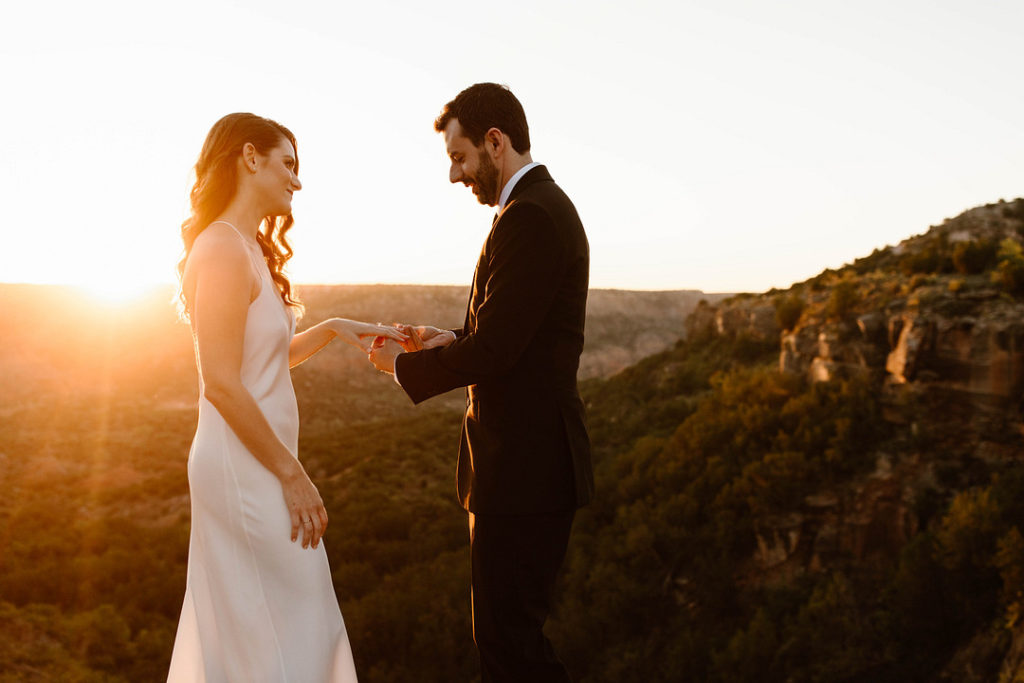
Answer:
[
  {"left": 208, "top": 219, "right": 256, "bottom": 245},
  {"left": 209, "top": 220, "right": 265, "bottom": 268}
]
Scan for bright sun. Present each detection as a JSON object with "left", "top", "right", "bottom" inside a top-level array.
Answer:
[{"left": 77, "top": 279, "right": 165, "bottom": 306}]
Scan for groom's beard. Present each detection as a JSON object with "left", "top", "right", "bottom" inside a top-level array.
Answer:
[{"left": 470, "top": 150, "right": 500, "bottom": 206}]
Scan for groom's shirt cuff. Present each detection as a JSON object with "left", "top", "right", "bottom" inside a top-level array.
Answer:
[{"left": 393, "top": 355, "right": 402, "bottom": 386}]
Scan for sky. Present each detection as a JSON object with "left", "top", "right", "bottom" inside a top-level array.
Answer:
[{"left": 1, "top": 0, "right": 1022, "bottom": 295}]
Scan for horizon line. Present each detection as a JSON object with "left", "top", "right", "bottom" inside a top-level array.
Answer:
[{"left": 0, "top": 280, "right": 738, "bottom": 295}]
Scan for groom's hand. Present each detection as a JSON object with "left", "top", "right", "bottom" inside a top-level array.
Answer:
[
  {"left": 393, "top": 324, "right": 456, "bottom": 352},
  {"left": 368, "top": 336, "right": 404, "bottom": 374},
  {"left": 395, "top": 324, "right": 424, "bottom": 352},
  {"left": 411, "top": 325, "right": 456, "bottom": 349}
]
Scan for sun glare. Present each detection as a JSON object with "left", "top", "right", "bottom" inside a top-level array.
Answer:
[{"left": 77, "top": 280, "right": 164, "bottom": 306}]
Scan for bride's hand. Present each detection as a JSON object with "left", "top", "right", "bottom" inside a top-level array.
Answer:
[
  {"left": 279, "top": 462, "right": 328, "bottom": 549},
  {"left": 329, "top": 319, "right": 406, "bottom": 353}
]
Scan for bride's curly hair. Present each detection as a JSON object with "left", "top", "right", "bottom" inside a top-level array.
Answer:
[{"left": 177, "top": 112, "right": 303, "bottom": 320}]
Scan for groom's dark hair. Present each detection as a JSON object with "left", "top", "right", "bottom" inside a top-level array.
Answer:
[{"left": 434, "top": 83, "right": 531, "bottom": 154}]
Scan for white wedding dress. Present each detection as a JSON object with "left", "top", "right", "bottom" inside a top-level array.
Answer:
[{"left": 168, "top": 225, "right": 357, "bottom": 682}]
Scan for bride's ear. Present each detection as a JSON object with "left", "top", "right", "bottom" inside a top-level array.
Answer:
[{"left": 241, "top": 143, "right": 258, "bottom": 173}]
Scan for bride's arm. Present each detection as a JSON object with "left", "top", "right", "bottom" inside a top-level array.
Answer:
[
  {"left": 288, "top": 319, "right": 407, "bottom": 368},
  {"left": 188, "top": 236, "right": 327, "bottom": 549}
]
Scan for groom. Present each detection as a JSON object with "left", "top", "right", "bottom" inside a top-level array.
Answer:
[{"left": 369, "top": 82, "right": 593, "bottom": 682}]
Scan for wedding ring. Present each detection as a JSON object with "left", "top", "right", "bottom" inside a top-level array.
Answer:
[{"left": 303, "top": 520, "right": 313, "bottom": 526}]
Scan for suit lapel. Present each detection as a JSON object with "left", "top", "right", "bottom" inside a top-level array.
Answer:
[
  {"left": 505, "top": 165, "right": 551, "bottom": 205},
  {"left": 463, "top": 165, "right": 554, "bottom": 330}
]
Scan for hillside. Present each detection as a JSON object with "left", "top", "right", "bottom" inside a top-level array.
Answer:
[
  {"left": 551, "top": 197, "right": 1024, "bottom": 682},
  {"left": 0, "top": 283, "right": 717, "bottom": 681},
  {"left": 2, "top": 194, "right": 1022, "bottom": 681}
]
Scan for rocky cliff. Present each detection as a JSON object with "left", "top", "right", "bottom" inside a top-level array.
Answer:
[{"left": 687, "top": 198, "right": 1024, "bottom": 681}]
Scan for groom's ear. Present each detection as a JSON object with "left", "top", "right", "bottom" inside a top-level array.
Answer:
[{"left": 484, "top": 127, "right": 504, "bottom": 157}]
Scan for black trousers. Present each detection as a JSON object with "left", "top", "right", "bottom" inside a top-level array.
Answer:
[{"left": 468, "top": 510, "right": 575, "bottom": 683}]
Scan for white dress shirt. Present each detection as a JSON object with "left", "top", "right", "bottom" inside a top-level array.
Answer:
[{"left": 498, "top": 161, "right": 541, "bottom": 212}]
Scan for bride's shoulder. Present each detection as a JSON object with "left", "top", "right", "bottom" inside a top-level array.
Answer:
[
  {"left": 184, "top": 226, "right": 255, "bottom": 285},
  {"left": 190, "top": 225, "right": 250, "bottom": 261}
]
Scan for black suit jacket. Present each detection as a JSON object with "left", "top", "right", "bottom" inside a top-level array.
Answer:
[{"left": 395, "top": 165, "right": 593, "bottom": 515}]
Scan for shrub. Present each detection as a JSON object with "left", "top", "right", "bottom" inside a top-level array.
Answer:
[
  {"left": 996, "top": 527, "right": 1024, "bottom": 627},
  {"left": 826, "top": 280, "right": 858, "bottom": 319},
  {"left": 937, "top": 487, "right": 1001, "bottom": 571},
  {"left": 992, "top": 238, "right": 1024, "bottom": 296},
  {"left": 900, "top": 238, "right": 953, "bottom": 275},
  {"left": 953, "top": 239, "right": 999, "bottom": 275},
  {"left": 711, "top": 608, "right": 780, "bottom": 682},
  {"left": 908, "top": 273, "right": 929, "bottom": 292},
  {"left": 774, "top": 294, "right": 805, "bottom": 331},
  {"left": 809, "top": 269, "right": 835, "bottom": 291},
  {"left": 852, "top": 247, "right": 892, "bottom": 275},
  {"left": 999, "top": 199, "right": 1024, "bottom": 224},
  {"left": 771, "top": 572, "right": 882, "bottom": 680}
]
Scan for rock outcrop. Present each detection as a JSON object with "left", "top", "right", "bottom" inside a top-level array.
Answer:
[
  {"left": 686, "top": 296, "right": 779, "bottom": 341},
  {"left": 687, "top": 199, "right": 1024, "bottom": 595},
  {"left": 751, "top": 451, "right": 924, "bottom": 583},
  {"left": 779, "top": 292, "right": 1024, "bottom": 398}
]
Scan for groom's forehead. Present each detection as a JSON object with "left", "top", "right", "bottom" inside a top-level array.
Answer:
[{"left": 444, "top": 119, "right": 473, "bottom": 152}]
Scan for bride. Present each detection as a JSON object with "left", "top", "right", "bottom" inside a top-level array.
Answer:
[{"left": 168, "top": 112, "right": 404, "bottom": 682}]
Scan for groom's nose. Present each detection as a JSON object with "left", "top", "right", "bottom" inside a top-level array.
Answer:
[{"left": 449, "top": 162, "right": 463, "bottom": 184}]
